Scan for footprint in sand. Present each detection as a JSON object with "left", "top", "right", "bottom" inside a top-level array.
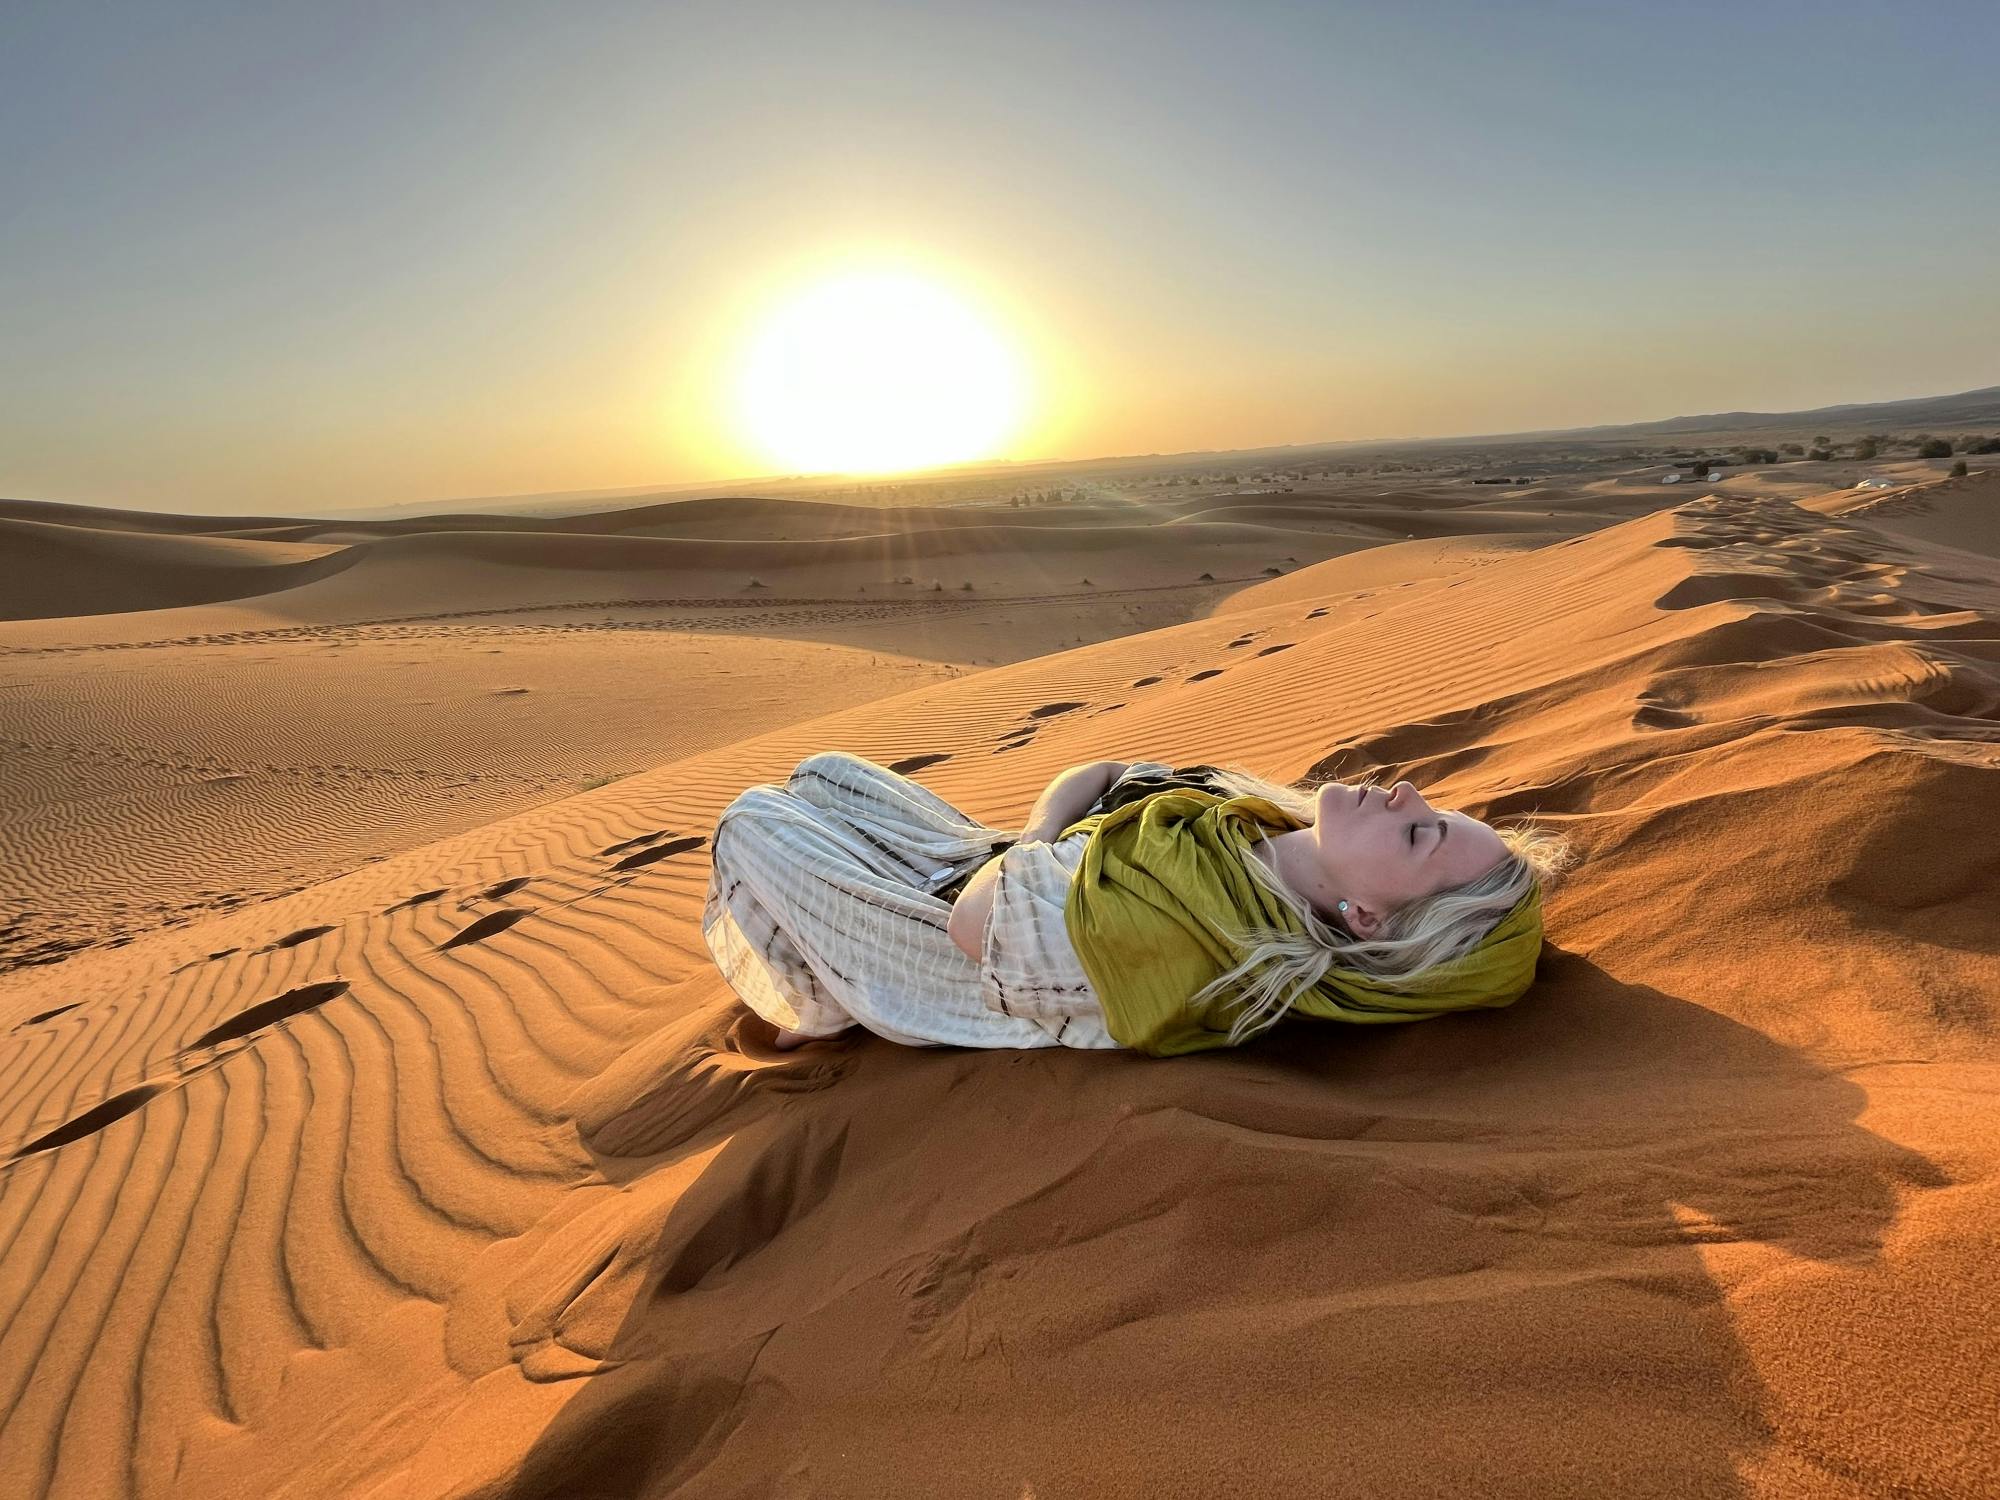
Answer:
[
  {"left": 1028, "top": 701, "right": 1087, "bottom": 719},
  {"left": 170, "top": 945, "right": 241, "bottom": 976},
  {"left": 1255, "top": 643, "right": 1296, "bottom": 657},
  {"left": 887, "top": 753, "right": 952, "bottom": 775},
  {"left": 1632, "top": 689, "right": 1698, "bottom": 731},
  {"left": 184, "top": 980, "right": 351, "bottom": 1051},
  {"left": 1305, "top": 608, "right": 1329, "bottom": 619},
  {"left": 1132, "top": 676, "right": 1163, "bottom": 687},
  {"left": 611, "top": 836, "right": 706, "bottom": 872},
  {"left": 384, "top": 888, "right": 447, "bottom": 913},
  {"left": 600, "top": 830, "right": 670, "bottom": 857},
  {"left": 10, "top": 981, "right": 353, "bottom": 1158},
  {"left": 12, "top": 1084, "right": 169, "bottom": 1159},
  {"left": 1188, "top": 669, "right": 1225, "bottom": 682},
  {"left": 13, "top": 1003, "right": 81, "bottom": 1031},
  {"left": 439, "top": 908, "right": 533, "bottom": 951},
  {"left": 480, "top": 876, "right": 532, "bottom": 899},
  {"left": 257, "top": 924, "right": 336, "bottom": 953}
]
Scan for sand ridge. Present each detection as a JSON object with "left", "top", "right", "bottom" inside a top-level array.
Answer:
[{"left": 1, "top": 484, "right": 1997, "bottom": 1497}]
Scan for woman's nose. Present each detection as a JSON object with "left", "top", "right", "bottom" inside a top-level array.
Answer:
[{"left": 1388, "top": 780, "right": 1422, "bottom": 810}]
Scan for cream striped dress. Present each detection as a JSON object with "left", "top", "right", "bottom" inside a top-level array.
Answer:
[{"left": 701, "top": 751, "right": 1168, "bottom": 1049}]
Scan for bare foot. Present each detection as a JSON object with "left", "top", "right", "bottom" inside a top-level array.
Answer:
[{"left": 771, "top": 1026, "right": 814, "bottom": 1051}]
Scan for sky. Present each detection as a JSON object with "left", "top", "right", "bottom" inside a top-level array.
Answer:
[{"left": 2, "top": 0, "right": 1996, "bottom": 514}]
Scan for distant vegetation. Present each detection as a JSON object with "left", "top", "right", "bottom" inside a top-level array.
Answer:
[
  {"left": 1652, "top": 429, "right": 1998, "bottom": 473},
  {"left": 1009, "top": 488, "right": 1085, "bottom": 506},
  {"left": 762, "top": 404, "right": 1995, "bottom": 516}
]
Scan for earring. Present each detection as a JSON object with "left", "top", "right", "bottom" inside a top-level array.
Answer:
[{"left": 1337, "top": 900, "right": 1349, "bottom": 912}]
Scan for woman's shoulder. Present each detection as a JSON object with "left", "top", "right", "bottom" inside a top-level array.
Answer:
[{"left": 1095, "top": 761, "right": 1234, "bottom": 809}]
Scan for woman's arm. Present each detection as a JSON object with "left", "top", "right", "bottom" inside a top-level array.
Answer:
[
  {"left": 947, "top": 761, "right": 1128, "bottom": 962},
  {"left": 1017, "top": 760, "right": 1127, "bottom": 844},
  {"left": 946, "top": 855, "right": 1003, "bottom": 961}
]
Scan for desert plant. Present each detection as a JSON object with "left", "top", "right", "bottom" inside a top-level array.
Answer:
[
  {"left": 1854, "top": 439, "right": 1879, "bottom": 460},
  {"left": 1918, "top": 438, "right": 1953, "bottom": 458},
  {"left": 1808, "top": 447, "right": 1833, "bottom": 461},
  {"left": 1950, "top": 460, "right": 1969, "bottom": 477}
]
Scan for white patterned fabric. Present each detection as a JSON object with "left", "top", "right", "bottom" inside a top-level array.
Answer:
[
  {"left": 702, "top": 750, "right": 1123, "bottom": 1049},
  {"left": 978, "top": 830, "right": 1105, "bottom": 1033}
]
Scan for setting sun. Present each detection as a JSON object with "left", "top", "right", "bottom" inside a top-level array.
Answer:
[{"left": 731, "top": 268, "right": 1029, "bottom": 475}]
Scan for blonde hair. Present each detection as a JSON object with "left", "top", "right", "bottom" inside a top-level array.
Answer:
[{"left": 1183, "top": 763, "right": 1580, "bottom": 1047}]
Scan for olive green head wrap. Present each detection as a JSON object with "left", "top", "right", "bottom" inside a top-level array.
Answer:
[{"left": 1061, "top": 789, "right": 1544, "bottom": 1057}]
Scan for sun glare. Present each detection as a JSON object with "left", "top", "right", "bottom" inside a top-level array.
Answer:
[{"left": 732, "top": 269, "right": 1029, "bottom": 475}]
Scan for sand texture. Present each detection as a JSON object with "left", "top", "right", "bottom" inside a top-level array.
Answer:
[{"left": 1, "top": 480, "right": 1997, "bottom": 1498}]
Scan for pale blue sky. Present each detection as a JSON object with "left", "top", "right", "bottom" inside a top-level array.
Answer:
[{"left": 2, "top": 1, "right": 1995, "bottom": 512}]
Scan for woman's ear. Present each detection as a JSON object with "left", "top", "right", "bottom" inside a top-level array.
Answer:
[{"left": 1343, "top": 903, "right": 1382, "bottom": 939}]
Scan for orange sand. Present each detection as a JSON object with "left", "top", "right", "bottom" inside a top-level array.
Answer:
[{"left": 1, "top": 472, "right": 1996, "bottom": 1498}]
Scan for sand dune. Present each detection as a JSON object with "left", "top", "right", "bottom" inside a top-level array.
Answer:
[
  {"left": 6, "top": 492, "right": 1536, "bottom": 974},
  {"left": 1212, "top": 532, "right": 1559, "bottom": 615},
  {"left": 0, "top": 516, "right": 350, "bottom": 621},
  {"left": 1, "top": 480, "right": 1996, "bottom": 1497},
  {"left": 0, "top": 497, "right": 318, "bottom": 536},
  {"left": 1801, "top": 465, "right": 2000, "bottom": 561}
]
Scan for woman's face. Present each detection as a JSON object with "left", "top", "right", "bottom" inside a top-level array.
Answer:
[{"left": 1308, "top": 779, "right": 1509, "bottom": 915}]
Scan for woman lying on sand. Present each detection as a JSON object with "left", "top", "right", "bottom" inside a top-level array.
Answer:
[{"left": 702, "top": 751, "right": 1575, "bottom": 1057}]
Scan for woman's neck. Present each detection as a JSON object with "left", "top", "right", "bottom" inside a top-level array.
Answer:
[{"left": 1251, "top": 828, "right": 1341, "bottom": 926}]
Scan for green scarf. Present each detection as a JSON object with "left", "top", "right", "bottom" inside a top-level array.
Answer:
[{"left": 1060, "top": 789, "right": 1545, "bottom": 1057}]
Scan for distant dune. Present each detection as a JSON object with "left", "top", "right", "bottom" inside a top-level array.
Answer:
[
  {"left": 0, "top": 497, "right": 318, "bottom": 535},
  {"left": 0, "top": 514, "right": 350, "bottom": 620},
  {"left": 1800, "top": 464, "right": 2000, "bottom": 560},
  {"left": 1, "top": 463, "right": 1997, "bottom": 1497}
]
